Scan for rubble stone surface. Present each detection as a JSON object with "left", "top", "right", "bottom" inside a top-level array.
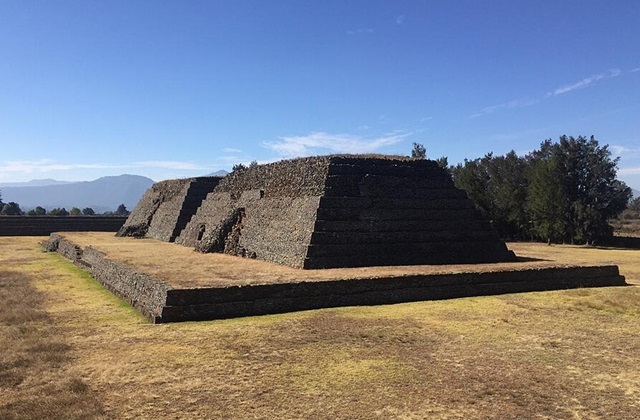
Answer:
[
  {"left": 124, "top": 155, "right": 517, "bottom": 268},
  {"left": 117, "top": 177, "right": 221, "bottom": 241}
]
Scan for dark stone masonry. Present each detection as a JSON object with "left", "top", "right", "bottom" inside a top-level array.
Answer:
[
  {"left": 117, "top": 177, "right": 221, "bottom": 241},
  {"left": 122, "top": 155, "right": 516, "bottom": 268},
  {"left": 0, "top": 215, "right": 126, "bottom": 236}
]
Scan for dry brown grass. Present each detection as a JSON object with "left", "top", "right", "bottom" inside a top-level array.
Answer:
[
  {"left": 0, "top": 239, "right": 105, "bottom": 419},
  {"left": 612, "top": 216, "right": 640, "bottom": 238},
  {"left": 1, "top": 236, "right": 640, "bottom": 418}
]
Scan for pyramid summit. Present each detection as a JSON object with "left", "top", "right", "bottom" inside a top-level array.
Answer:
[{"left": 119, "top": 155, "right": 516, "bottom": 268}]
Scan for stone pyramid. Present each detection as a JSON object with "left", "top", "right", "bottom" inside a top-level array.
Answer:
[{"left": 165, "top": 155, "right": 516, "bottom": 268}]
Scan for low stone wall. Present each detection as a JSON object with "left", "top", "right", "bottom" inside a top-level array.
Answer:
[
  {"left": 0, "top": 216, "right": 126, "bottom": 236},
  {"left": 602, "top": 236, "right": 640, "bottom": 249},
  {"left": 45, "top": 234, "right": 628, "bottom": 324},
  {"left": 46, "top": 233, "right": 170, "bottom": 321},
  {"left": 160, "top": 265, "right": 626, "bottom": 322}
]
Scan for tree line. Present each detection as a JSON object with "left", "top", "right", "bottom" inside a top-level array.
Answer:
[
  {"left": 445, "top": 135, "right": 632, "bottom": 244},
  {"left": 0, "top": 193, "right": 130, "bottom": 217}
]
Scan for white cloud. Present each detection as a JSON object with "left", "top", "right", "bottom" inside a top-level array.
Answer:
[
  {"left": 0, "top": 159, "right": 215, "bottom": 179},
  {"left": 347, "top": 28, "right": 374, "bottom": 35},
  {"left": 547, "top": 69, "right": 621, "bottom": 96},
  {"left": 223, "top": 148, "right": 242, "bottom": 153},
  {"left": 611, "top": 145, "right": 640, "bottom": 158},
  {"left": 263, "top": 131, "right": 408, "bottom": 158},
  {"left": 618, "top": 167, "right": 640, "bottom": 175},
  {"left": 471, "top": 97, "right": 538, "bottom": 118},
  {"left": 631, "top": 67, "right": 640, "bottom": 73},
  {"left": 0, "top": 159, "right": 122, "bottom": 174},
  {"left": 132, "top": 161, "right": 209, "bottom": 170},
  {"left": 473, "top": 68, "right": 626, "bottom": 118}
]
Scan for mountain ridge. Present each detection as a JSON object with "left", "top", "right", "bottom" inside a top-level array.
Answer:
[
  {"left": 1, "top": 174, "right": 155, "bottom": 213},
  {"left": 0, "top": 178, "right": 74, "bottom": 188}
]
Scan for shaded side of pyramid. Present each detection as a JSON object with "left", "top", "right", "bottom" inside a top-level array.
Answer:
[{"left": 117, "top": 176, "right": 221, "bottom": 242}]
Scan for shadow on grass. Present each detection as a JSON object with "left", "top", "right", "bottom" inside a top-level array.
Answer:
[{"left": 0, "top": 270, "right": 106, "bottom": 419}]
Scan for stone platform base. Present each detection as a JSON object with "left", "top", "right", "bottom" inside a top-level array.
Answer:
[{"left": 44, "top": 233, "right": 627, "bottom": 323}]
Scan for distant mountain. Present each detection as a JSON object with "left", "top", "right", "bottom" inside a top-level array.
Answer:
[
  {"left": 633, "top": 188, "right": 640, "bottom": 199},
  {"left": 1, "top": 174, "right": 154, "bottom": 213},
  {"left": 0, "top": 178, "right": 73, "bottom": 188},
  {"left": 205, "top": 170, "right": 228, "bottom": 177}
]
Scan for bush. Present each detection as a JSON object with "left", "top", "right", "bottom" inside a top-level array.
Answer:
[
  {"left": 49, "top": 208, "right": 69, "bottom": 216},
  {"left": 1, "top": 202, "right": 23, "bottom": 215}
]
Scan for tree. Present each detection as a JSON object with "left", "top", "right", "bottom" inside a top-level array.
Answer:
[
  {"left": 486, "top": 151, "right": 530, "bottom": 239},
  {"left": 49, "top": 207, "right": 69, "bottom": 216},
  {"left": 526, "top": 158, "right": 566, "bottom": 243},
  {"left": 434, "top": 156, "right": 449, "bottom": 170},
  {"left": 69, "top": 207, "right": 82, "bottom": 216},
  {"left": 451, "top": 151, "right": 529, "bottom": 239},
  {"left": 451, "top": 157, "right": 492, "bottom": 219},
  {"left": 411, "top": 142, "right": 427, "bottom": 159},
  {"left": 82, "top": 207, "right": 95, "bottom": 215},
  {"left": 526, "top": 136, "right": 631, "bottom": 244},
  {"left": 450, "top": 136, "right": 629, "bottom": 244},
  {"left": 0, "top": 189, "right": 3, "bottom": 206},
  {"left": 1, "top": 202, "right": 22, "bottom": 215},
  {"left": 115, "top": 204, "right": 129, "bottom": 216},
  {"left": 27, "top": 206, "right": 47, "bottom": 216},
  {"left": 232, "top": 161, "right": 258, "bottom": 172}
]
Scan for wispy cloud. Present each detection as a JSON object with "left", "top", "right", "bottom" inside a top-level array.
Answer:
[
  {"left": 618, "top": 167, "right": 640, "bottom": 175},
  {"left": 0, "top": 159, "right": 122, "bottom": 174},
  {"left": 263, "top": 131, "right": 408, "bottom": 158},
  {"left": 611, "top": 145, "right": 640, "bottom": 158},
  {"left": 472, "top": 68, "right": 630, "bottom": 118},
  {"left": 547, "top": 69, "right": 621, "bottom": 96},
  {"left": 347, "top": 28, "right": 374, "bottom": 35},
  {"left": 613, "top": 145, "right": 640, "bottom": 184},
  {"left": 132, "top": 161, "right": 210, "bottom": 170},
  {"left": 471, "top": 97, "right": 538, "bottom": 118},
  {"left": 396, "top": 15, "right": 405, "bottom": 25},
  {"left": 0, "top": 159, "right": 211, "bottom": 176},
  {"left": 223, "top": 148, "right": 242, "bottom": 153}
]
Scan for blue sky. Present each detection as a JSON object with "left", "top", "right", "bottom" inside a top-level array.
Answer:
[{"left": 1, "top": 1, "right": 639, "bottom": 189}]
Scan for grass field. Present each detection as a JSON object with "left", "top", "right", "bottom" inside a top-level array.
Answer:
[{"left": 1, "top": 237, "right": 639, "bottom": 419}]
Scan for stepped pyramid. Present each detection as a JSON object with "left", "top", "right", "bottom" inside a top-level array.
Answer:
[
  {"left": 117, "top": 177, "right": 221, "bottom": 241},
  {"left": 166, "top": 155, "right": 516, "bottom": 268}
]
